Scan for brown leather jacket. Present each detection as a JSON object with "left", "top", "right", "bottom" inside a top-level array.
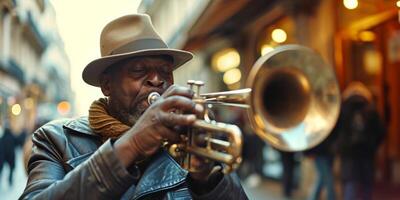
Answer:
[{"left": 20, "top": 117, "right": 248, "bottom": 200}]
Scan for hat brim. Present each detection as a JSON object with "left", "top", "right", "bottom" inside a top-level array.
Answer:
[{"left": 82, "top": 49, "right": 193, "bottom": 87}]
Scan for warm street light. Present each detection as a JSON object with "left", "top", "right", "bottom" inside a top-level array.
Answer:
[
  {"left": 211, "top": 48, "right": 240, "bottom": 72},
  {"left": 271, "top": 29, "right": 287, "bottom": 43},
  {"left": 397, "top": 1, "right": 400, "bottom": 23},
  {"left": 12, "top": 104, "right": 22, "bottom": 116},
  {"left": 343, "top": 0, "right": 358, "bottom": 10},
  {"left": 261, "top": 44, "right": 274, "bottom": 56},
  {"left": 364, "top": 50, "right": 382, "bottom": 75},
  {"left": 223, "top": 68, "right": 242, "bottom": 85},
  {"left": 57, "top": 101, "right": 71, "bottom": 115},
  {"left": 358, "top": 31, "right": 376, "bottom": 42}
]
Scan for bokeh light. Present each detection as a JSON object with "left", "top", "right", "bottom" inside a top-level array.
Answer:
[
  {"left": 343, "top": 0, "right": 358, "bottom": 10},
  {"left": 212, "top": 48, "right": 241, "bottom": 72},
  {"left": 223, "top": 68, "right": 242, "bottom": 85},
  {"left": 57, "top": 101, "right": 71, "bottom": 115},
  {"left": 271, "top": 29, "right": 287, "bottom": 43},
  {"left": 261, "top": 44, "right": 274, "bottom": 56},
  {"left": 12, "top": 104, "right": 22, "bottom": 116}
]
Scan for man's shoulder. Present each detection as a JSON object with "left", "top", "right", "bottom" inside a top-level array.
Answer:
[
  {"left": 35, "top": 116, "right": 94, "bottom": 138},
  {"left": 40, "top": 117, "right": 87, "bottom": 130}
]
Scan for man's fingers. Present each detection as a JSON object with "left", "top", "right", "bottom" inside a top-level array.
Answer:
[
  {"left": 161, "top": 96, "right": 203, "bottom": 114},
  {"left": 159, "top": 112, "right": 197, "bottom": 127},
  {"left": 163, "top": 85, "right": 194, "bottom": 99},
  {"left": 156, "top": 126, "right": 181, "bottom": 143}
]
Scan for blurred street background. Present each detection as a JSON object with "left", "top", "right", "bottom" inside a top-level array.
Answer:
[{"left": 1, "top": 0, "right": 400, "bottom": 199}]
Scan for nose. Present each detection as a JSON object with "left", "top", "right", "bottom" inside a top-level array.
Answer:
[{"left": 147, "top": 74, "right": 164, "bottom": 88}]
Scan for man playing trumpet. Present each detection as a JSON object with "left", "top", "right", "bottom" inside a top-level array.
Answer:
[{"left": 20, "top": 14, "right": 248, "bottom": 200}]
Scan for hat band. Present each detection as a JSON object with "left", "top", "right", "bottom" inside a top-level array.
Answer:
[{"left": 110, "top": 38, "right": 169, "bottom": 55}]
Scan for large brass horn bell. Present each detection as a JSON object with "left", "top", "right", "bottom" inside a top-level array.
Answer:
[
  {"left": 148, "top": 45, "right": 341, "bottom": 173},
  {"left": 246, "top": 45, "right": 340, "bottom": 151}
]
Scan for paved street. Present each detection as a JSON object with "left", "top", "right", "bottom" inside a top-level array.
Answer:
[{"left": 243, "top": 179, "right": 305, "bottom": 200}]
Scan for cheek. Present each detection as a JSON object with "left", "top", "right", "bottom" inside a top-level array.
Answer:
[
  {"left": 122, "top": 80, "right": 142, "bottom": 100},
  {"left": 112, "top": 79, "right": 142, "bottom": 108}
]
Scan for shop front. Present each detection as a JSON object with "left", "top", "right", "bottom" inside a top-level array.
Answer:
[{"left": 335, "top": 0, "right": 400, "bottom": 183}]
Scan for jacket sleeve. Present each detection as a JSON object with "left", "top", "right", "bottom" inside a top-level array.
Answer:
[
  {"left": 190, "top": 172, "right": 249, "bottom": 200},
  {"left": 19, "top": 128, "right": 136, "bottom": 200}
]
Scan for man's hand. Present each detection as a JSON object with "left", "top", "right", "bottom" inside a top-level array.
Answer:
[{"left": 114, "top": 85, "right": 203, "bottom": 167}]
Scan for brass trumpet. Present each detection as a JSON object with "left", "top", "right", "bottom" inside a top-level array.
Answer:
[{"left": 148, "top": 45, "right": 341, "bottom": 173}]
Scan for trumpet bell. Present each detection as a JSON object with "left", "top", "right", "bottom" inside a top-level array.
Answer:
[{"left": 247, "top": 45, "right": 340, "bottom": 151}]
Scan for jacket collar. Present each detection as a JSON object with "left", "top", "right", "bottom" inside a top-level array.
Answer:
[
  {"left": 64, "top": 117, "right": 189, "bottom": 199},
  {"left": 63, "top": 116, "right": 99, "bottom": 137},
  {"left": 132, "top": 151, "right": 188, "bottom": 199}
]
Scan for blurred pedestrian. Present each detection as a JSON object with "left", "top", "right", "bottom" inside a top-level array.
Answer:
[
  {"left": 279, "top": 151, "right": 297, "bottom": 198},
  {"left": 0, "top": 123, "right": 17, "bottom": 186},
  {"left": 305, "top": 127, "right": 338, "bottom": 200},
  {"left": 16, "top": 128, "right": 28, "bottom": 148},
  {"left": 335, "top": 82, "right": 386, "bottom": 200}
]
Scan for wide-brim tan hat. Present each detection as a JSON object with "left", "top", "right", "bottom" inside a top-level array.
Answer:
[{"left": 82, "top": 14, "right": 193, "bottom": 87}]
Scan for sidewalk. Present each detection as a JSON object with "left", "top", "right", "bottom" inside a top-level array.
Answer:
[
  {"left": 1, "top": 149, "right": 28, "bottom": 200},
  {"left": 243, "top": 178, "right": 306, "bottom": 200}
]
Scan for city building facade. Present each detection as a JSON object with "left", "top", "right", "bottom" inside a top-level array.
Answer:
[{"left": 0, "top": 0, "right": 74, "bottom": 135}]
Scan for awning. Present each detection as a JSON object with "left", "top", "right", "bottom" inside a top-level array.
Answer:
[{"left": 183, "top": 0, "right": 277, "bottom": 51}]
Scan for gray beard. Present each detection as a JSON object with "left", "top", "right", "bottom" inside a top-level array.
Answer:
[{"left": 108, "top": 100, "right": 147, "bottom": 127}]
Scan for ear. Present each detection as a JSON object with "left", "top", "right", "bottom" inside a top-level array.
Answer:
[{"left": 99, "top": 74, "right": 111, "bottom": 96}]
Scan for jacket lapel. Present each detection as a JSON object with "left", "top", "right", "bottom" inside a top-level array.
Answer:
[{"left": 132, "top": 151, "right": 188, "bottom": 200}]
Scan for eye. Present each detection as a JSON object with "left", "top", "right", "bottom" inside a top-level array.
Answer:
[{"left": 129, "top": 66, "right": 146, "bottom": 73}]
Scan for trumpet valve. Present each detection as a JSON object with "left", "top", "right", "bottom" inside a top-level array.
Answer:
[
  {"left": 187, "top": 80, "right": 196, "bottom": 91},
  {"left": 168, "top": 144, "right": 186, "bottom": 158},
  {"left": 194, "top": 81, "right": 204, "bottom": 97}
]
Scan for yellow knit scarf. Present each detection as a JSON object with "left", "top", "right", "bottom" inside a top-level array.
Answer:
[{"left": 88, "top": 98, "right": 130, "bottom": 141}]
